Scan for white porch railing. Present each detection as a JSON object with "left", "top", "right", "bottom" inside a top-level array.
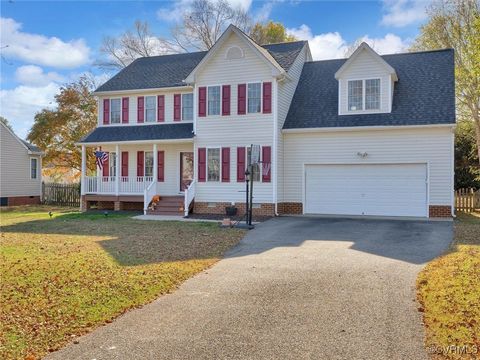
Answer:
[
  {"left": 84, "top": 176, "right": 153, "bottom": 194},
  {"left": 144, "top": 180, "right": 157, "bottom": 215},
  {"left": 184, "top": 180, "right": 196, "bottom": 217}
]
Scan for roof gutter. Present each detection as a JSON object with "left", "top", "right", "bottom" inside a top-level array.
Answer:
[
  {"left": 76, "top": 138, "right": 194, "bottom": 146},
  {"left": 93, "top": 85, "right": 193, "bottom": 96},
  {"left": 282, "top": 123, "right": 456, "bottom": 134}
]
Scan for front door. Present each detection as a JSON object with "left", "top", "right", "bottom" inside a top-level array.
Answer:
[{"left": 180, "top": 152, "right": 194, "bottom": 191}]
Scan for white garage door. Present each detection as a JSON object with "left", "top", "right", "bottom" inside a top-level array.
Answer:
[{"left": 305, "top": 163, "right": 427, "bottom": 217}]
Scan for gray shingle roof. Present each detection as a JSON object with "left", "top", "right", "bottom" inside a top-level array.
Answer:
[
  {"left": 284, "top": 49, "right": 455, "bottom": 129},
  {"left": 95, "top": 42, "right": 306, "bottom": 93},
  {"left": 21, "top": 139, "right": 41, "bottom": 153},
  {"left": 80, "top": 123, "right": 194, "bottom": 143}
]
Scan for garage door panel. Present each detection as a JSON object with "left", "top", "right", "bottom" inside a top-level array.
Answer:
[{"left": 305, "top": 164, "right": 427, "bottom": 217}]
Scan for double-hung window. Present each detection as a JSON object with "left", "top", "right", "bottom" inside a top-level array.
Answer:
[
  {"left": 30, "top": 158, "right": 38, "bottom": 179},
  {"left": 182, "top": 93, "right": 193, "bottom": 120},
  {"left": 145, "top": 96, "right": 156, "bottom": 122},
  {"left": 207, "top": 148, "right": 220, "bottom": 181},
  {"left": 109, "top": 152, "right": 117, "bottom": 177},
  {"left": 110, "top": 99, "right": 121, "bottom": 123},
  {"left": 208, "top": 86, "right": 220, "bottom": 115},
  {"left": 247, "top": 83, "right": 261, "bottom": 113},
  {"left": 144, "top": 152, "right": 153, "bottom": 177},
  {"left": 347, "top": 78, "right": 380, "bottom": 111}
]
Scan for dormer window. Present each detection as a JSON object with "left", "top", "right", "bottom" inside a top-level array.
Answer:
[{"left": 347, "top": 78, "right": 380, "bottom": 111}]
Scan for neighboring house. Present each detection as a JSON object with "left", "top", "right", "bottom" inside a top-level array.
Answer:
[
  {"left": 79, "top": 25, "right": 455, "bottom": 218},
  {"left": 0, "top": 121, "right": 43, "bottom": 206}
]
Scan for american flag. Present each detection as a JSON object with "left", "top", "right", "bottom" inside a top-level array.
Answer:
[{"left": 95, "top": 150, "right": 109, "bottom": 169}]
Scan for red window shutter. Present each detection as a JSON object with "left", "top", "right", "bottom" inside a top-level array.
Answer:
[
  {"left": 122, "top": 97, "right": 129, "bottom": 123},
  {"left": 121, "top": 151, "right": 128, "bottom": 177},
  {"left": 221, "top": 147, "right": 230, "bottom": 182},
  {"left": 237, "top": 147, "right": 245, "bottom": 182},
  {"left": 237, "top": 84, "right": 246, "bottom": 115},
  {"left": 137, "top": 96, "right": 144, "bottom": 123},
  {"left": 263, "top": 82, "right": 272, "bottom": 114},
  {"left": 262, "top": 146, "right": 271, "bottom": 182},
  {"left": 103, "top": 99, "right": 110, "bottom": 124},
  {"left": 222, "top": 85, "right": 231, "bottom": 116},
  {"left": 174, "top": 94, "right": 181, "bottom": 121},
  {"left": 157, "top": 151, "right": 165, "bottom": 182},
  {"left": 198, "top": 148, "right": 206, "bottom": 182},
  {"left": 102, "top": 152, "right": 109, "bottom": 176},
  {"left": 137, "top": 151, "right": 144, "bottom": 177},
  {"left": 157, "top": 95, "right": 165, "bottom": 122},
  {"left": 198, "top": 87, "right": 207, "bottom": 117}
]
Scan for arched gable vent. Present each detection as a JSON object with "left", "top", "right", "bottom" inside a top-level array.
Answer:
[{"left": 225, "top": 46, "right": 244, "bottom": 60}]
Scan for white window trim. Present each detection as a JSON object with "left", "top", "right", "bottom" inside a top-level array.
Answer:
[
  {"left": 247, "top": 81, "right": 262, "bottom": 114},
  {"left": 110, "top": 97, "right": 122, "bottom": 124},
  {"left": 206, "top": 146, "right": 222, "bottom": 182},
  {"left": 207, "top": 85, "right": 221, "bottom": 117},
  {"left": 182, "top": 93, "right": 194, "bottom": 121},
  {"left": 144, "top": 95, "right": 157, "bottom": 123},
  {"left": 346, "top": 78, "right": 381, "bottom": 113},
  {"left": 30, "top": 157, "right": 38, "bottom": 180}
]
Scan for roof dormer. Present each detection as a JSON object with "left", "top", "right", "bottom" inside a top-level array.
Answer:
[{"left": 335, "top": 42, "right": 398, "bottom": 116}]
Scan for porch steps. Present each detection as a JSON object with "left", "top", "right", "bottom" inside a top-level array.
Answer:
[{"left": 146, "top": 196, "right": 184, "bottom": 216}]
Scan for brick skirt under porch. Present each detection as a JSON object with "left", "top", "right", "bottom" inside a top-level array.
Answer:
[{"left": 81, "top": 195, "right": 144, "bottom": 212}]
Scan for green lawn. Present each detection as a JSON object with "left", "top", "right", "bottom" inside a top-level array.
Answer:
[
  {"left": 0, "top": 206, "right": 245, "bottom": 360},
  {"left": 417, "top": 212, "right": 480, "bottom": 359}
]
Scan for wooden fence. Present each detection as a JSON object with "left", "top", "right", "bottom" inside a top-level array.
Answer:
[
  {"left": 42, "top": 182, "right": 81, "bottom": 207},
  {"left": 455, "top": 188, "right": 479, "bottom": 213}
]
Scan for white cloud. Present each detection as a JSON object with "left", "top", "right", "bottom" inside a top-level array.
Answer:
[
  {"left": 381, "top": 0, "right": 429, "bottom": 27},
  {"left": 0, "top": 17, "right": 91, "bottom": 68},
  {"left": 287, "top": 24, "right": 410, "bottom": 60},
  {"left": 0, "top": 83, "right": 59, "bottom": 139},
  {"left": 15, "top": 65, "right": 65, "bottom": 87},
  {"left": 253, "top": 1, "right": 275, "bottom": 23},
  {"left": 287, "top": 25, "right": 348, "bottom": 60},
  {"left": 359, "top": 34, "right": 410, "bottom": 54}
]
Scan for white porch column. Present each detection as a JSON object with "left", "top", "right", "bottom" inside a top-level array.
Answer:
[
  {"left": 81, "top": 145, "right": 86, "bottom": 195},
  {"left": 115, "top": 144, "right": 120, "bottom": 195},
  {"left": 153, "top": 143, "right": 158, "bottom": 183}
]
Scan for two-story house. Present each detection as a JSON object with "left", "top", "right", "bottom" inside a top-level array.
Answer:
[{"left": 79, "top": 25, "right": 455, "bottom": 218}]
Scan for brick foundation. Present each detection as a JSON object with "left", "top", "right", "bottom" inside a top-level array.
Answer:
[
  {"left": 97, "top": 201, "right": 114, "bottom": 210},
  {"left": 119, "top": 201, "right": 144, "bottom": 211},
  {"left": 278, "top": 202, "right": 303, "bottom": 215},
  {"left": 194, "top": 202, "right": 275, "bottom": 217},
  {"left": 4, "top": 196, "right": 41, "bottom": 206},
  {"left": 429, "top": 205, "right": 452, "bottom": 218}
]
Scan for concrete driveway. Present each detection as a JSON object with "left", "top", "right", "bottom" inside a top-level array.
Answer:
[{"left": 47, "top": 217, "right": 452, "bottom": 360}]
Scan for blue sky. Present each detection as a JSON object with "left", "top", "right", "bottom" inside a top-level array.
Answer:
[{"left": 0, "top": 0, "right": 429, "bottom": 138}]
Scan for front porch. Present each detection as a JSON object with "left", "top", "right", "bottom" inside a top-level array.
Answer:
[{"left": 80, "top": 141, "right": 195, "bottom": 215}]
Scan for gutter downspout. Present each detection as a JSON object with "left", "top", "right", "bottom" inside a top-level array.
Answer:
[{"left": 273, "top": 78, "right": 279, "bottom": 216}]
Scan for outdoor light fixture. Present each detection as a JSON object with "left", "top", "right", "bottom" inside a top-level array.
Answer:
[
  {"left": 48, "top": 211, "right": 53, "bottom": 219},
  {"left": 103, "top": 211, "right": 109, "bottom": 217},
  {"left": 357, "top": 152, "right": 368, "bottom": 158}
]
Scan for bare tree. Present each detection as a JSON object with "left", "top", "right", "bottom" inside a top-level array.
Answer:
[
  {"left": 97, "top": 21, "right": 169, "bottom": 70},
  {"left": 168, "top": 0, "right": 251, "bottom": 52}
]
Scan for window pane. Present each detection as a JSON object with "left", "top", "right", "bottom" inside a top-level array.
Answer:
[
  {"left": 207, "top": 148, "right": 220, "bottom": 181},
  {"left": 110, "top": 99, "right": 121, "bottom": 123},
  {"left": 248, "top": 83, "right": 261, "bottom": 113},
  {"left": 208, "top": 86, "right": 220, "bottom": 115},
  {"left": 145, "top": 96, "right": 156, "bottom": 122},
  {"left": 348, "top": 80, "right": 363, "bottom": 111},
  {"left": 246, "top": 147, "right": 260, "bottom": 181},
  {"left": 365, "top": 79, "right": 380, "bottom": 110},
  {"left": 109, "top": 152, "right": 117, "bottom": 177},
  {"left": 182, "top": 93, "right": 193, "bottom": 120},
  {"left": 31, "top": 158, "right": 37, "bottom": 179},
  {"left": 145, "top": 152, "right": 153, "bottom": 177}
]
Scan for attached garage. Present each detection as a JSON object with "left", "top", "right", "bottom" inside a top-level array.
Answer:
[{"left": 304, "top": 163, "right": 428, "bottom": 217}]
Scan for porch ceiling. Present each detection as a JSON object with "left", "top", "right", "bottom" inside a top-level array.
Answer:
[{"left": 80, "top": 123, "right": 194, "bottom": 144}]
